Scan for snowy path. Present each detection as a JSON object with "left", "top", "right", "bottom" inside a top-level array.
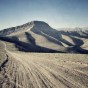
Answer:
[{"left": 0, "top": 41, "right": 88, "bottom": 88}]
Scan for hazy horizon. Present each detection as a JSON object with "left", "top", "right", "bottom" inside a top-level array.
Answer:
[{"left": 0, "top": 0, "right": 88, "bottom": 30}]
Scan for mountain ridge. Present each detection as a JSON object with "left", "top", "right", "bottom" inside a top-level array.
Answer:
[
  {"left": 0, "top": 21, "right": 51, "bottom": 36},
  {"left": 0, "top": 21, "right": 88, "bottom": 53},
  {"left": 0, "top": 21, "right": 88, "bottom": 36}
]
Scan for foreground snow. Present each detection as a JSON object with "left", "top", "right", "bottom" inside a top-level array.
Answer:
[{"left": 0, "top": 41, "right": 88, "bottom": 88}]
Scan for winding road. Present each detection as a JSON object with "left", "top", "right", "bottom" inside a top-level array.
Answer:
[{"left": 0, "top": 41, "right": 88, "bottom": 88}]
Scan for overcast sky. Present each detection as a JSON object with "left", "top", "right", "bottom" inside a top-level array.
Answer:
[{"left": 0, "top": 0, "right": 88, "bottom": 30}]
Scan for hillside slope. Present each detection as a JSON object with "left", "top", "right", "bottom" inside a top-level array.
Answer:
[{"left": 0, "top": 21, "right": 88, "bottom": 53}]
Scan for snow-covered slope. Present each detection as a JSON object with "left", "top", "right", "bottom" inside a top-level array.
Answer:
[{"left": 0, "top": 21, "right": 88, "bottom": 53}]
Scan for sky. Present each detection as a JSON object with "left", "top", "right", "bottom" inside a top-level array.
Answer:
[{"left": 0, "top": 0, "right": 88, "bottom": 30}]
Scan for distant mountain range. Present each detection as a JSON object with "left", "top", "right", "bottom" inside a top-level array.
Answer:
[
  {"left": 58, "top": 27, "right": 88, "bottom": 31},
  {"left": 0, "top": 21, "right": 88, "bottom": 53}
]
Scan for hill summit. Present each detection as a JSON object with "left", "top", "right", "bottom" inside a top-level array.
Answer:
[{"left": 0, "top": 21, "right": 50, "bottom": 36}]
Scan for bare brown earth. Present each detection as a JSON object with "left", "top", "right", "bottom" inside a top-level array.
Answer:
[{"left": 0, "top": 41, "right": 88, "bottom": 88}]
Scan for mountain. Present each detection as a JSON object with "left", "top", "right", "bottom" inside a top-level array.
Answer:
[{"left": 0, "top": 21, "right": 88, "bottom": 53}]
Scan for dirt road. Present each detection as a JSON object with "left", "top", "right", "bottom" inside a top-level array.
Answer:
[{"left": 0, "top": 41, "right": 88, "bottom": 88}]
